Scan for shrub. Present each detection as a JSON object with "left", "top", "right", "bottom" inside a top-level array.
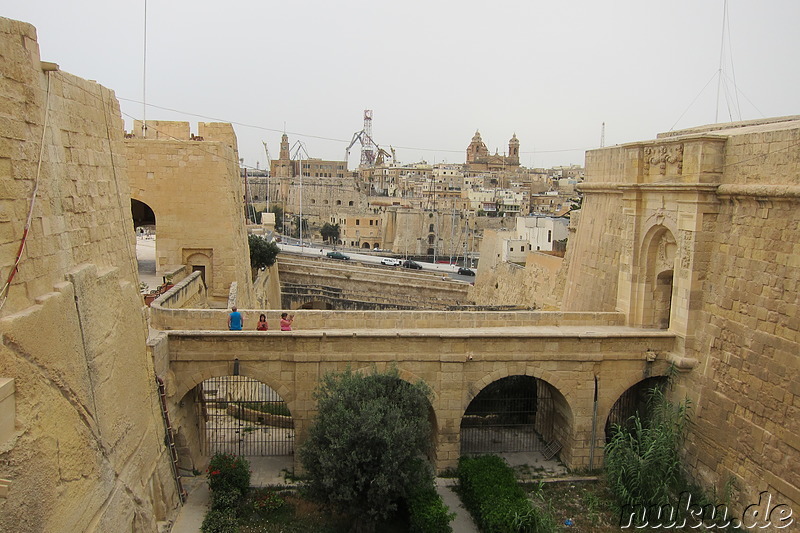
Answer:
[
  {"left": 458, "top": 455, "right": 554, "bottom": 532},
  {"left": 300, "top": 366, "right": 433, "bottom": 532},
  {"left": 408, "top": 483, "right": 455, "bottom": 533},
  {"left": 604, "top": 386, "right": 691, "bottom": 507},
  {"left": 200, "top": 507, "right": 239, "bottom": 533},
  {"left": 207, "top": 453, "right": 251, "bottom": 497},
  {"left": 211, "top": 488, "right": 242, "bottom": 512},
  {"left": 251, "top": 488, "right": 286, "bottom": 516}
]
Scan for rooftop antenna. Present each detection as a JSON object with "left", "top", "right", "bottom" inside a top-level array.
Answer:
[
  {"left": 600, "top": 122, "right": 605, "bottom": 148},
  {"left": 141, "top": 0, "right": 147, "bottom": 137}
]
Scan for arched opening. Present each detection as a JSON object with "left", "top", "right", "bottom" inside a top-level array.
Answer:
[
  {"left": 131, "top": 199, "right": 158, "bottom": 294},
  {"left": 131, "top": 198, "right": 155, "bottom": 229},
  {"left": 604, "top": 376, "right": 668, "bottom": 443},
  {"left": 461, "top": 376, "right": 571, "bottom": 457},
  {"left": 361, "top": 242, "right": 371, "bottom": 249},
  {"left": 198, "top": 375, "right": 294, "bottom": 457}
]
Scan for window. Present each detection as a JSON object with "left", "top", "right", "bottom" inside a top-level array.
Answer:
[
  {"left": 356, "top": 220, "right": 360, "bottom": 226},
  {"left": 548, "top": 230, "right": 552, "bottom": 243},
  {"left": 349, "top": 201, "right": 354, "bottom": 206},
  {"left": 429, "top": 224, "right": 434, "bottom": 232}
]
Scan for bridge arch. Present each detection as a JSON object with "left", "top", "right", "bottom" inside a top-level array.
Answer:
[
  {"left": 348, "top": 364, "right": 441, "bottom": 461},
  {"left": 195, "top": 374, "right": 295, "bottom": 457},
  {"left": 603, "top": 375, "right": 669, "bottom": 442},
  {"left": 462, "top": 367, "right": 575, "bottom": 458},
  {"left": 173, "top": 362, "right": 296, "bottom": 411}
]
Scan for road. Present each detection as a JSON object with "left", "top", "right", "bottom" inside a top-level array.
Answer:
[{"left": 275, "top": 241, "right": 476, "bottom": 282}]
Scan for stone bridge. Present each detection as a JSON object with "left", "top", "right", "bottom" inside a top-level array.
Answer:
[{"left": 151, "top": 283, "right": 677, "bottom": 472}]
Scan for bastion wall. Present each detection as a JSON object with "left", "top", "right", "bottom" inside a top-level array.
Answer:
[
  {"left": 563, "top": 117, "right": 800, "bottom": 511},
  {"left": 0, "top": 17, "right": 179, "bottom": 532}
]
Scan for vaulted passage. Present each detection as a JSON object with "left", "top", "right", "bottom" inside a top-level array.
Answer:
[
  {"left": 197, "top": 376, "right": 294, "bottom": 457},
  {"left": 604, "top": 376, "right": 668, "bottom": 442},
  {"left": 460, "top": 376, "right": 567, "bottom": 455}
]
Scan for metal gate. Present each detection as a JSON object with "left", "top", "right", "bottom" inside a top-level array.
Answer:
[
  {"left": 198, "top": 376, "right": 294, "bottom": 456},
  {"left": 605, "top": 376, "right": 667, "bottom": 442},
  {"left": 460, "top": 376, "right": 553, "bottom": 453}
]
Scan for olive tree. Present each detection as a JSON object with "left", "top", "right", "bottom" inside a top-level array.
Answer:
[
  {"left": 247, "top": 234, "right": 279, "bottom": 270},
  {"left": 300, "top": 367, "right": 433, "bottom": 533}
]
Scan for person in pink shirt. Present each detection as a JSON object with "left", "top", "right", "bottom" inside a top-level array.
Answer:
[{"left": 280, "top": 312, "right": 294, "bottom": 331}]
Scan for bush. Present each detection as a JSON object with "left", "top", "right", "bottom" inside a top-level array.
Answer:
[
  {"left": 408, "top": 483, "right": 455, "bottom": 533},
  {"left": 458, "top": 455, "right": 554, "bottom": 532},
  {"left": 211, "top": 488, "right": 242, "bottom": 511},
  {"left": 300, "top": 366, "right": 433, "bottom": 532},
  {"left": 604, "top": 386, "right": 691, "bottom": 507},
  {"left": 200, "top": 508, "right": 239, "bottom": 533},
  {"left": 251, "top": 488, "right": 286, "bottom": 516},
  {"left": 207, "top": 453, "right": 251, "bottom": 497}
]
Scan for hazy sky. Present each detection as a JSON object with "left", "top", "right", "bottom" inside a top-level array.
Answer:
[{"left": 6, "top": 1, "right": 799, "bottom": 170}]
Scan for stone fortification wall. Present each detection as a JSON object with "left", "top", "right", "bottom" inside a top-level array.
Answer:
[
  {"left": 0, "top": 17, "right": 178, "bottom": 533},
  {"left": 277, "top": 255, "right": 470, "bottom": 306},
  {"left": 562, "top": 117, "right": 800, "bottom": 512},
  {"left": 469, "top": 229, "right": 566, "bottom": 310},
  {"left": 679, "top": 122, "right": 800, "bottom": 510},
  {"left": 253, "top": 263, "right": 282, "bottom": 310},
  {"left": 126, "top": 121, "right": 254, "bottom": 306},
  {"left": 561, "top": 157, "right": 627, "bottom": 312}
]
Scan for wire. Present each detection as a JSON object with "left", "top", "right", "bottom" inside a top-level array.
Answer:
[
  {"left": 669, "top": 71, "right": 719, "bottom": 132},
  {"left": 115, "top": 96, "right": 591, "bottom": 157}
]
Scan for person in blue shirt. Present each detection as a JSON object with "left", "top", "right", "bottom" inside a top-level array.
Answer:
[{"left": 228, "top": 306, "right": 243, "bottom": 331}]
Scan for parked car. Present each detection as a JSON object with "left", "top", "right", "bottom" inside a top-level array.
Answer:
[
  {"left": 380, "top": 258, "right": 402, "bottom": 266},
  {"left": 458, "top": 267, "right": 475, "bottom": 276},
  {"left": 402, "top": 260, "right": 423, "bottom": 270},
  {"left": 326, "top": 251, "right": 350, "bottom": 260}
]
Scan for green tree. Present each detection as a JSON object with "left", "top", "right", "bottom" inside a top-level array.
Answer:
[
  {"left": 320, "top": 222, "right": 341, "bottom": 244},
  {"left": 248, "top": 234, "right": 280, "bottom": 270},
  {"left": 300, "top": 367, "right": 433, "bottom": 533}
]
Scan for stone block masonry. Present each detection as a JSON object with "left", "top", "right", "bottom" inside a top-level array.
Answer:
[
  {"left": 0, "top": 17, "right": 180, "bottom": 532},
  {"left": 566, "top": 116, "right": 800, "bottom": 513}
]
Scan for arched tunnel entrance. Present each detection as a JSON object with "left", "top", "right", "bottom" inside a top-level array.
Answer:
[
  {"left": 605, "top": 376, "right": 669, "bottom": 442},
  {"left": 460, "top": 376, "right": 570, "bottom": 455},
  {"left": 198, "top": 375, "right": 294, "bottom": 456}
]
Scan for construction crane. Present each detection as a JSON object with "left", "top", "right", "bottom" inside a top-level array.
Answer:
[{"left": 344, "top": 110, "right": 394, "bottom": 169}]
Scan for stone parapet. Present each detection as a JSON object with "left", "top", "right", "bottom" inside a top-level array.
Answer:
[{"left": 150, "top": 307, "right": 626, "bottom": 332}]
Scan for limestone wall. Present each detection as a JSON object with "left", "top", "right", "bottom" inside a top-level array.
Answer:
[
  {"left": 0, "top": 17, "right": 179, "bottom": 532},
  {"left": 469, "top": 229, "right": 565, "bottom": 309},
  {"left": 126, "top": 122, "right": 255, "bottom": 306},
  {"left": 563, "top": 117, "right": 800, "bottom": 512}
]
